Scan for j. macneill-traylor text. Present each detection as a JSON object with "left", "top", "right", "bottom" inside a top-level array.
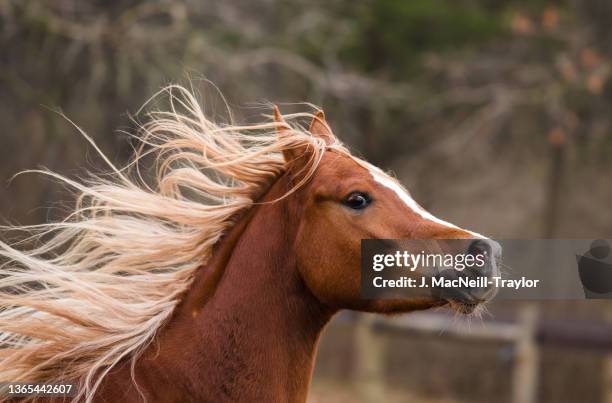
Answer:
[{"left": 373, "top": 276, "right": 540, "bottom": 289}]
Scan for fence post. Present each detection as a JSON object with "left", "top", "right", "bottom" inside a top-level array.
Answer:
[
  {"left": 512, "top": 304, "right": 539, "bottom": 403},
  {"left": 354, "top": 314, "right": 385, "bottom": 402},
  {"left": 602, "top": 354, "right": 612, "bottom": 403}
]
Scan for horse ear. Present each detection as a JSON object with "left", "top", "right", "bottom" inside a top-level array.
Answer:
[
  {"left": 273, "top": 105, "right": 310, "bottom": 166},
  {"left": 309, "top": 110, "right": 334, "bottom": 145}
]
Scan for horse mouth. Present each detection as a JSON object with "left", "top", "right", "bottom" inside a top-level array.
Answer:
[
  {"left": 447, "top": 299, "right": 481, "bottom": 314},
  {"left": 435, "top": 284, "right": 494, "bottom": 315}
]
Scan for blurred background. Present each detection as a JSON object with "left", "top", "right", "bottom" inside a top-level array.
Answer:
[{"left": 1, "top": 1, "right": 611, "bottom": 402}]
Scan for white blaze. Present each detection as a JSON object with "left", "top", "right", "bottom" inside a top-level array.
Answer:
[
  {"left": 365, "top": 163, "right": 486, "bottom": 239},
  {"left": 360, "top": 159, "right": 501, "bottom": 282}
]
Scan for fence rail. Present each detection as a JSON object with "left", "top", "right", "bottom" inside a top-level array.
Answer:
[{"left": 354, "top": 305, "right": 612, "bottom": 403}]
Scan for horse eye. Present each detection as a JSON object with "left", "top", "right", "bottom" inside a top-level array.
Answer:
[{"left": 343, "top": 192, "right": 371, "bottom": 210}]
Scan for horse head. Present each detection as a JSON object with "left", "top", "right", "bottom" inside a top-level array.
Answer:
[{"left": 273, "top": 107, "right": 501, "bottom": 315}]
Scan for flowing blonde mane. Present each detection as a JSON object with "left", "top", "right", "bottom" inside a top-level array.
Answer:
[{"left": 0, "top": 86, "right": 341, "bottom": 402}]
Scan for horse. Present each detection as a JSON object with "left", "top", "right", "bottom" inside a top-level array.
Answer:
[{"left": 0, "top": 86, "right": 500, "bottom": 402}]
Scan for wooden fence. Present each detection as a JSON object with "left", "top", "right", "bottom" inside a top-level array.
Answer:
[{"left": 353, "top": 304, "right": 612, "bottom": 403}]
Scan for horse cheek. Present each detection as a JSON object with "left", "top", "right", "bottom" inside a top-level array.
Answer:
[{"left": 295, "top": 222, "right": 361, "bottom": 308}]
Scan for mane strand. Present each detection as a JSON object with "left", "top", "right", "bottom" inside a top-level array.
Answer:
[{"left": 0, "top": 85, "right": 342, "bottom": 402}]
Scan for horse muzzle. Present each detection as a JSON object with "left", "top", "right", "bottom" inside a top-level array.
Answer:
[{"left": 432, "top": 239, "right": 502, "bottom": 314}]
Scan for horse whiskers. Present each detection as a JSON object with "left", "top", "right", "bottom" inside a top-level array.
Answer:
[{"left": 444, "top": 301, "right": 491, "bottom": 334}]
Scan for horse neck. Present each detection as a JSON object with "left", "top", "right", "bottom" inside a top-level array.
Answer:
[{"left": 114, "top": 177, "right": 334, "bottom": 402}]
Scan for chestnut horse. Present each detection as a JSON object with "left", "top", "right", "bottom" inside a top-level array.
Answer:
[{"left": 0, "top": 86, "right": 500, "bottom": 402}]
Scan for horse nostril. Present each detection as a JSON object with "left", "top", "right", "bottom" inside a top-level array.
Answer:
[
  {"left": 468, "top": 240, "right": 492, "bottom": 263},
  {"left": 466, "top": 239, "right": 502, "bottom": 279}
]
